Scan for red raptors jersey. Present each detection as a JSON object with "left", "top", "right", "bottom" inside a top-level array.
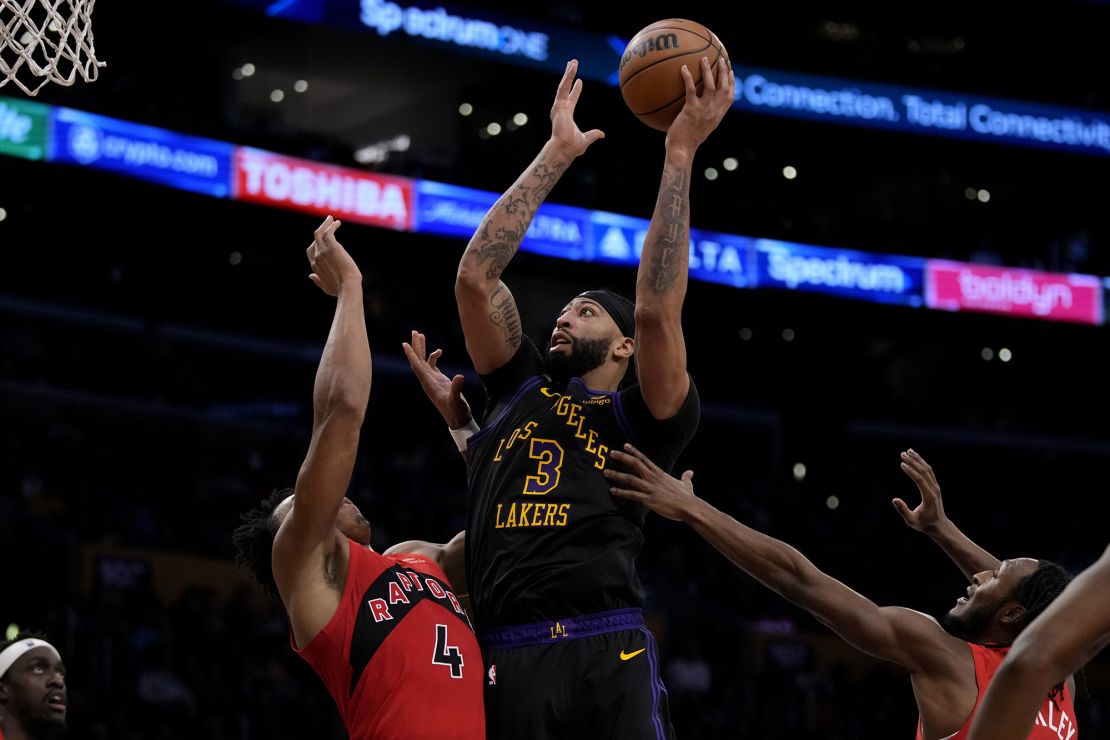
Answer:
[
  {"left": 916, "top": 642, "right": 1077, "bottom": 740},
  {"left": 293, "top": 542, "right": 484, "bottom": 739}
]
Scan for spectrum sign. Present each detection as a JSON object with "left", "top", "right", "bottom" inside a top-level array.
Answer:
[{"left": 754, "top": 239, "right": 925, "bottom": 306}]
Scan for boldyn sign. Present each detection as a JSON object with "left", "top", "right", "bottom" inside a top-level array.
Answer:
[{"left": 926, "top": 260, "right": 1103, "bottom": 325}]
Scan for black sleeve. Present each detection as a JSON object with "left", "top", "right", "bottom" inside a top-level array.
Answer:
[
  {"left": 617, "top": 377, "right": 700, "bottom": 473},
  {"left": 478, "top": 337, "right": 545, "bottom": 425}
]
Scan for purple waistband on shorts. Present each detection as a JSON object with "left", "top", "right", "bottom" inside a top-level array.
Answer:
[{"left": 479, "top": 608, "right": 644, "bottom": 649}]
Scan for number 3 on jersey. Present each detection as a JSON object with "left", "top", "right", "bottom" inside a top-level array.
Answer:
[
  {"left": 432, "top": 624, "right": 464, "bottom": 678},
  {"left": 523, "top": 438, "right": 564, "bottom": 495}
]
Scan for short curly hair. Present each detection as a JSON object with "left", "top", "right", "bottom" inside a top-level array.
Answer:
[{"left": 232, "top": 488, "right": 293, "bottom": 602}]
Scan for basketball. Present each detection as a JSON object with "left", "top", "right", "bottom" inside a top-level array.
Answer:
[{"left": 618, "top": 19, "right": 730, "bottom": 131}]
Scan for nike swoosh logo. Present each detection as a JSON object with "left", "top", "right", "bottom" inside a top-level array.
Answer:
[{"left": 619, "top": 648, "right": 646, "bottom": 661}]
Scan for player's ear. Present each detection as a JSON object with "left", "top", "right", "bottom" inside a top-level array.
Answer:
[
  {"left": 613, "top": 336, "right": 634, "bottom": 361},
  {"left": 999, "top": 602, "right": 1026, "bottom": 627}
]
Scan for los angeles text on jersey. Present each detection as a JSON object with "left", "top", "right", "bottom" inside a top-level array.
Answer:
[{"left": 490, "top": 386, "right": 612, "bottom": 530}]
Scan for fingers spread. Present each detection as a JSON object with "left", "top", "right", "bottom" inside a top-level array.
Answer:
[
  {"left": 680, "top": 64, "right": 696, "bottom": 102},
  {"left": 584, "top": 129, "right": 606, "bottom": 145},
  {"left": 716, "top": 56, "right": 729, "bottom": 94},
  {"left": 701, "top": 56, "right": 716, "bottom": 94},
  {"left": 603, "top": 468, "right": 646, "bottom": 488},
  {"left": 609, "top": 487, "right": 644, "bottom": 503},
  {"left": 556, "top": 59, "right": 577, "bottom": 98},
  {"left": 622, "top": 443, "right": 660, "bottom": 472}
]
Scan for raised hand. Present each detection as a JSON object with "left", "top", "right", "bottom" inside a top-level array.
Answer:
[
  {"left": 306, "top": 216, "right": 360, "bottom": 296},
  {"left": 549, "top": 59, "right": 605, "bottom": 158},
  {"left": 893, "top": 448, "right": 948, "bottom": 533},
  {"left": 666, "top": 56, "right": 734, "bottom": 155},
  {"left": 605, "top": 444, "right": 697, "bottom": 522},
  {"left": 402, "top": 330, "right": 472, "bottom": 430}
]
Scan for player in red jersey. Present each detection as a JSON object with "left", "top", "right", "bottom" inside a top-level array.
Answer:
[
  {"left": 605, "top": 445, "right": 1077, "bottom": 740},
  {"left": 968, "top": 542, "right": 1110, "bottom": 740},
  {"left": 233, "top": 217, "right": 483, "bottom": 740}
]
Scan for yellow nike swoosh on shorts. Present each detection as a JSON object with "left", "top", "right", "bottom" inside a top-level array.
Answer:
[{"left": 619, "top": 648, "right": 646, "bottom": 661}]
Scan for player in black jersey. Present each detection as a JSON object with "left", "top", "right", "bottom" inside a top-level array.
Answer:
[{"left": 453, "top": 57, "right": 734, "bottom": 739}]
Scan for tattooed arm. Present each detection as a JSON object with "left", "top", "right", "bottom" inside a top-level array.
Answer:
[
  {"left": 455, "top": 59, "right": 604, "bottom": 374},
  {"left": 634, "top": 56, "right": 734, "bottom": 419}
]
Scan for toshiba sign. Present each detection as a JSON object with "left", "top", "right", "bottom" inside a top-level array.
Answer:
[{"left": 233, "top": 148, "right": 413, "bottom": 231}]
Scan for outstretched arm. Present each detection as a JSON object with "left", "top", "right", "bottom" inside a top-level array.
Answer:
[
  {"left": 968, "top": 543, "right": 1110, "bottom": 740},
  {"left": 273, "top": 217, "right": 370, "bottom": 603},
  {"left": 403, "top": 330, "right": 478, "bottom": 457},
  {"left": 455, "top": 59, "right": 603, "bottom": 374},
  {"left": 605, "top": 445, "right": 968, "bottom": 677},
  {"left": 894, "top": 449, "right": 1001, "bottom": 581},
  {"left": 634, "top": 57, "right": 732, "bottom": 419}
]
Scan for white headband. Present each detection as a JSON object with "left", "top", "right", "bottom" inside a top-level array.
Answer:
[{"left": 0, "top": 638, "right": 59, "bottom": 679}]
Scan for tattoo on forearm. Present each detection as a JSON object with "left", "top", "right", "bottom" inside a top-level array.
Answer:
[
  {"left": 489, "top": 283, "right": 522, "bottom": 349},
  {"left": 644, "top": 164, "right": 690, "bottom": 294},
  {"left": 531, "top": 160, "right": 566, "bottom": 203},
  {"left": 464, "top": 152, "right": 570, "bottom": 282}
]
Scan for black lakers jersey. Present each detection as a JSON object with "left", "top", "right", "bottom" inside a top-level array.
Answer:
[{"left": 465, "top": 338, "right": 700, "bottom": 630}]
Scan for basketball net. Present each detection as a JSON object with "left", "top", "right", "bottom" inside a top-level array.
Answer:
[{"left": 0, "top": 0, "right": 103, "bottom": 96}]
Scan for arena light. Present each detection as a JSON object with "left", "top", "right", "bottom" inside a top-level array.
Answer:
[
  {"left": 241, "top": 63, "right": 256, "bottom": 77},
  {"left": 782, "top": 328, "right": 795, "bottom": 342},
  {"left": 294, "top": 79, "right": 309, "bottom": 93},
  {"left": 999, "top": 347, "right": 1012, "bottom": 362},
  {"left": 723, "top": 157, "right": 738, "bottom": 171},
  {"left": 739, "top": 327, "right": 752, "bottom": 341},
  {"left": 270, "top": 89, "right": 285, "bottom": 103},
  {"left": 486, "top": 122, "right": 502, "bottom": 136},
  {"left": 981, "top": 347, "right": 994, "bottom": 361},
  {"left": 704, "top": 167, "right": 718, "bottom": 181},
  {"left": 977, "top": 188, "right": 991, "bottom": 203},
  {"left": 458, "top": 102, "right": 473, "bottom": 116},
  {"left": 512, "top": 112, "right": 528, "bottom": 126},
  {"left": 792, "top": 463, "right": 806, "bottom": 481},
  {"left": 782, "top": 165, "right": 797, "bottom": 180}
]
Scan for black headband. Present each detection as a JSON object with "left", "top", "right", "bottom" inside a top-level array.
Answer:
[{"left": 578, "top": 289, "right": 636, "bottom": 340}]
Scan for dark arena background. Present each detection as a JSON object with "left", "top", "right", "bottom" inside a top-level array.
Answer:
[{"left": 2, "top": 2, "right": 1109, "bottom": 737}]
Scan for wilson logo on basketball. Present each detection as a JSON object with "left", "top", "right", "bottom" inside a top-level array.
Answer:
[
  {"left": 618, "top": 19, "right": 729, "bottom": 131},
  {"left": 619, "top": 33, "right": 680, "bottom": 70}
]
